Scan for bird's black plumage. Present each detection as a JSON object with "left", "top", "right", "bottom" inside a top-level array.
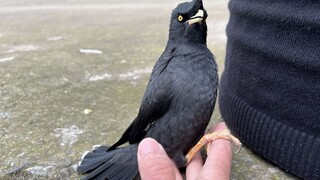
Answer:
[{"left": 78, "top": 0, "right": 218, "bottom": 179}]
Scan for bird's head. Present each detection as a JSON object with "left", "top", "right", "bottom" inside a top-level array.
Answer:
[{"left": 168, "top": 0, "right": 208, "bottom": 44}]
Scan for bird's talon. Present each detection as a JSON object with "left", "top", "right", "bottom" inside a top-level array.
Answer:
[
  {"left": 186, "top": 130, "right": 242, "bottom": 164},
  {"left": 234, "top": 144, "right": 242, "bottom": 155}
]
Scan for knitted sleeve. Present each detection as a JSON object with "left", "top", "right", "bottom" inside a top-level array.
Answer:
[{"left": 219, "top": 0, "right": 320, "bottom": 179}]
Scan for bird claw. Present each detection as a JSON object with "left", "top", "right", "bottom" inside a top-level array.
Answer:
[
  {"left": 204, "top": 130, "right": 242, "bottom": 154},
  {"left": 186, "top": 130, "right": 242, "bottom": 164}
]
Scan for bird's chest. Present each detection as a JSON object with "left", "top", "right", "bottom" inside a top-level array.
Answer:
[{"left": 167, "top": 55, "right": 215, "bottom": 92}]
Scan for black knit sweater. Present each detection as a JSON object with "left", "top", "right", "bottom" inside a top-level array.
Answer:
[{"left": 219, "top": 0, "right": 320, "bottom": 179}]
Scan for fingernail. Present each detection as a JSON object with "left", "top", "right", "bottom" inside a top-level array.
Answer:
[{"left": 139, "top": 138, "right": 164, "bottom": 156}]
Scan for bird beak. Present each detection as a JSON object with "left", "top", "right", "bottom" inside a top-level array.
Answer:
[{"left": 188, "top": 9, "right": 204, "bottom": 25}]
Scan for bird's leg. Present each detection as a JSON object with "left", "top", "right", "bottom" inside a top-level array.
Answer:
[{"left": 186, "top": 130, "right": 242, "bottom": 164}]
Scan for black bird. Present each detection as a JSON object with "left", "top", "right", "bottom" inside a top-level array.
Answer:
[{"left": 78, "top": 0, "right": 239, "bottom": 179}]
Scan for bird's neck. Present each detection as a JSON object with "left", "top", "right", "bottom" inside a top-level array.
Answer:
[{"left": 167, "top": 38, "right": 207, "bottom": 47}]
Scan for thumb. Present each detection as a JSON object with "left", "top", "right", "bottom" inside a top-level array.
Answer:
[{"left": 137, "top": 138, "right": 180, "bottom": 180}]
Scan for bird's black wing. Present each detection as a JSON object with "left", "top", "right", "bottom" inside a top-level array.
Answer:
[{"left": 108, "top": 47, "right": 175, "bottom": 150}]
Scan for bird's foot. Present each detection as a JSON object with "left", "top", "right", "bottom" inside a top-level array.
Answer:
[{"left": 185, "top": 130, "right": 242, "bottom": 164}]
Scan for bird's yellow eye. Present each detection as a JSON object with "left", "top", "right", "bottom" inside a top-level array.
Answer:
[{"left": 178, "top": 15, "right": 183, "bottom": 22}]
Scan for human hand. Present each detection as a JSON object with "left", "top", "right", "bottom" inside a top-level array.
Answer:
[{"left": 137, "top": 122, "right": 232, "bottom": 180}]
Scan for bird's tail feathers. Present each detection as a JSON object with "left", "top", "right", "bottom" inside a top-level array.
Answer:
[{"left": 77, "top": 144, "right": 138, "bottom": 180}]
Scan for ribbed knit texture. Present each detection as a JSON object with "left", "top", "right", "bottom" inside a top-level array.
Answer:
[{"left": 219, "top": 0, "right": 320, "bottom": 179}]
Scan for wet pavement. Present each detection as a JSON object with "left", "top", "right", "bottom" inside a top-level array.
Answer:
[{"left": 0, "top": 0, "right": 298, "bottom": 179}]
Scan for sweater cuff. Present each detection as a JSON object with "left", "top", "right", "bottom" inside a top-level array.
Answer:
[{"left": 219, "top": 87, "right": 320, "bottom": 180}]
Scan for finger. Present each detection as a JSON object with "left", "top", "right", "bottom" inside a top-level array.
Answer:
[
  {"left": 186, "top": 151, "right": 203, "bottom": 180},
  {"left": 198, "top": 122, "right": 232, "bottom": 180},
  {"left": 174, "top": 161, "right": 183, "bottom": 180},
  {"left": 137, "top": 138, "right": 182, "bottom": 180},
  {"left": 210, "top": 121, "right": 228, "bottom": 132}
]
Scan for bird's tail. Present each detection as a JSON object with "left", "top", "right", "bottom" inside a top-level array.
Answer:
[{"left": 77, "top": 144, "right": 138, "bottom": 180}]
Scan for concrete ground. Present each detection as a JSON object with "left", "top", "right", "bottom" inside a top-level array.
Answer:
[{"left": 0, "top": 0, "right": 298, "bottom": 179}]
